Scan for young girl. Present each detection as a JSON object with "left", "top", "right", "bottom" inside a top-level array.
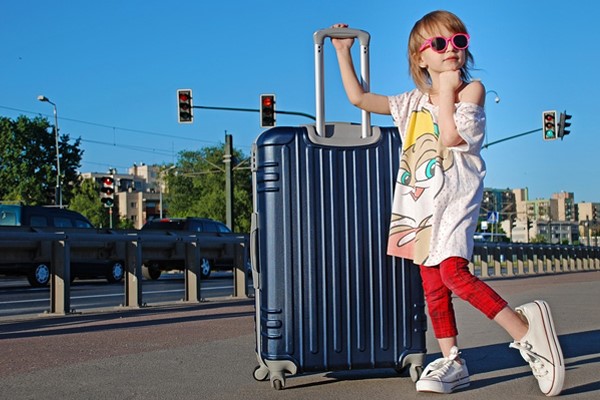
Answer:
[{"left": 332, "top": 10, "right": 564, "bottom": 396}]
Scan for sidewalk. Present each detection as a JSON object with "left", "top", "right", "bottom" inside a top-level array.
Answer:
[{"left": 1, "top": 271, "right": 599, "bottom": 399}]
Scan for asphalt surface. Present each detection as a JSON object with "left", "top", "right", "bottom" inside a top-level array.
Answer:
[{"left": 1, "top": 270, "right": 599, "bottom": 399}]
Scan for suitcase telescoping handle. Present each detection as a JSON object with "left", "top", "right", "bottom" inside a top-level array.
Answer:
[{"left": 313, "top": 28, "right": 371, "bottom": 138}]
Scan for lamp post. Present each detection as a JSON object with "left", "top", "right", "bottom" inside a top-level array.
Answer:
[
  {"left": 486, "top": 90, "right": 500, "bottom": 104},
  {"left": 37, "top": 95, "right": 62, "bottom": 208},
  {"left": 484, "top": 90, "right": 501, "bottom": 148}
]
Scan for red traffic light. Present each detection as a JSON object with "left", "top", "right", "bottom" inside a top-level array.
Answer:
[
  {"left": 100, "top": 176, "right": 116, "bottom": 208},
  {"left": 260, "top": 94, "right": 276, "bottom": 128},
  {"left": 262, "top": 96, "right": 273, "bottom": 108},
  {"left": 177, "top": 89, "right": 193, "bottom": 124},
  {"left": 542, "top": 110, "right": 557, "bottom": 141}
]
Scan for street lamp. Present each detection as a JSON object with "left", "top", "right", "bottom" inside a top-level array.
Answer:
[
  {"left": 486, "top": 90, "right": 500, "bottom": 104},
  {"left": 484, "top": 90, "right": 501, "bottom": 148},
  {"left": 37, "top": 95, "right": 62, "bottom": 208}
]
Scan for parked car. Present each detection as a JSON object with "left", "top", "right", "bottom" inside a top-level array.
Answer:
[
  {"left": 140, "top": 217, "right": 248, "bottom": 279},
  {"left": 0, "top": 204, "right": 125, "bottom": 287}
]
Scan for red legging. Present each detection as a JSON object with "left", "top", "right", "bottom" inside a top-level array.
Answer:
[{"left": 420, "top": 256, "right": 508, "bottom": 339}]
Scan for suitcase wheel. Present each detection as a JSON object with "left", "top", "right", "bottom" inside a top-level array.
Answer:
[
  {"left": 410, "top": 365, "right": 424, "bottom": 383},
  {"left": 395, "top": 364, "right": 424, "bottom": 383},
  {"left": 253, "top": 365, "right": 269, "bottom": 382},
  {"left": 270, "top": 372, "right": 286, "bottom": 390},
  {"left": 273, "top": 378, "right": 284, "bottom": 390}
]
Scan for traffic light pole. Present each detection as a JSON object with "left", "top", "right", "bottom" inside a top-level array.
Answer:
[
  {"left": 482, "top": 128, "right": 541, "bottom": 149},
  {"left": 193, "top": 105, "right": 316, "bottom": 121},
  {"left": 224, "top": 134, "right": 234, "bottom": 231}
]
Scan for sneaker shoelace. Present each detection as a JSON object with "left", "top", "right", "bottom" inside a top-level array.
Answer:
[
  {"left": 424, "top": 348, "right": 460, "bottom": 379},
  {"left": 510, "top": 341, "right": 550, "bottom": 378}
]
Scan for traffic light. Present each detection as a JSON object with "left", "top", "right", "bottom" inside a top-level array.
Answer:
[
  {"left": 100, "top": 176, "right": 115, "bottom": 208},
  {"left": 177, "top": 89, "right": 193, "bottom": 123},
  {"left": 558, "top": 111, "right": 572, "bottom": 139},
  {"left": 542, "top": 110, "right": 557, "bottom": 141},
  {"left": 260, "top": 94, "right": 276, "bottom": 128}
]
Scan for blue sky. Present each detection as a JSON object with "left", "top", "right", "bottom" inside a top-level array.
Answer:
[{"left": 1, "top": 1, "right": 596, "bottom": 202}]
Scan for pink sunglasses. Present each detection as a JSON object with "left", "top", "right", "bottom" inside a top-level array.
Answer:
[{"left": 419, "top": 33, "right": 470, "bottom": 53}]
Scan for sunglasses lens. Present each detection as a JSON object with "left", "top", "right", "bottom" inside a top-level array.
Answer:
[
  {"left": 452, "top": 34, "right": 469, "bottom": 49},
  {"left": 431, "top": 37, "right": 447, "bottom": 52}
]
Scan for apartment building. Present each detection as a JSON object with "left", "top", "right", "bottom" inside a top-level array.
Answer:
[
  {"left": 80, "top": 163, "right": 164, "bottom": 229},
  {"left": 483, "top": 188, "right": 581, "bottom": 244}
]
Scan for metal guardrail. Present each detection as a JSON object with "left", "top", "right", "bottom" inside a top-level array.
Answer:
[
  {"left": 1, "top": 230, "right": 597, "bottom": 315},
  {"left": 0, "top": 229, "right": 249, "bottom": 315},
  {"left": 471, "top": 242, "right": 600, "bottom": 278}
]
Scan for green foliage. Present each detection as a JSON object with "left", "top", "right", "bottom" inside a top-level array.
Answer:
[
  {"left": 165, "top": 145, "right": 252, "bottom": 232},
  {"left": 70, "top": 178, "right": 135, "bottom": 229},
  {"left": 118, "top": 218, "right": 135, "bottom": 229},
  {"left": 69, "top": 178, "right": 110, "bottom": 227},
  {"left": 530, "top": 234, "right": 548, "bottom": 244},
  {"left": 0, "top": 115, "right": 83, "bottom": 205}
]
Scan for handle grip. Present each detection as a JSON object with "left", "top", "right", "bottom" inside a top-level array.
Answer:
[
  {"left": 313, "top": 28, "right": 370, "bottom": 46},
  {"left": 313, "top": 28, "right": 371, "bottom": 138}
]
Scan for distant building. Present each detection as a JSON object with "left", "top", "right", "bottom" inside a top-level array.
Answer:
[
  {"left": 480, "top": 187, "right": 516, "bottom": 222},
  {"left": 576, "top": 202, "right": 600, "bottom": 246},
  {"left": 535, "top": 220, "right": 579, "bottom": 245},
  {"left": 480, "top": 188, "right": 580, "bottom": 244},
  {"left": 551, "top": 191, "right": 576, "bottom": 222},
  {"left": 80, "top": 163, "right": 167, "bottom": 229}
]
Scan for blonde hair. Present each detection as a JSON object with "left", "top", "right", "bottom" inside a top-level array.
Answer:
[{"left": 408, "top": 10, "right": 474, "bottom": 93}]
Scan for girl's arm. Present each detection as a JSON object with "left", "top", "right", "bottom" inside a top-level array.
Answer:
[
  {"left": 437, "top": 73, "right": 485, "bottom": 147},
  {"left": 332, "top": 25, "right": 390, "bottom": 115}
]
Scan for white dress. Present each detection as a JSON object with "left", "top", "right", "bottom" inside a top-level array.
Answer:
[{"left": 386, "top": 88, "right": 486, "bottom": 266}]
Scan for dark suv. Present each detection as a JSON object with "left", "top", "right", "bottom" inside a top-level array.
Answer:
[
  {"left": 140, "top": 217, "right": 246, "bottom": 279},
  {"left": 0, "top": 204, "right": 125, "bottom": 287}
]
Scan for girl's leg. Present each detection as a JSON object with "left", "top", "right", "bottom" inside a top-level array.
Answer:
[
  {"left": 417, "top": 264, "right": 470, "bottom": 394},
  {"left": 437, "top": 258, "right": 562, "bottom": 395},
  {"left": 419, "top": 264, "right": 459, "bottom": 357},
  {"left": 439, "top": 257, "right": 527, "bottom": 340},
  {"left": 493, "top": 306, "right": 528, "bottom": 341}
]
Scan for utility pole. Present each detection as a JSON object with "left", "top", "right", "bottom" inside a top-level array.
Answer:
[{"left": 224, "top": 133, "right": 234, "bottom": 231}]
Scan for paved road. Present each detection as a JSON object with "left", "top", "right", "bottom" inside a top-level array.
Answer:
[{"left": 0, "top": 271, "right": 599, "bottom": 399}]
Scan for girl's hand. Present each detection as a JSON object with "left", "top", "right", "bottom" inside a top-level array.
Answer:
[
  {"left": 331, "top": 23, "right": 354, "bottom": 51},
  {"left": 439, "top": 70, "right": 462, "bottom": 95}
]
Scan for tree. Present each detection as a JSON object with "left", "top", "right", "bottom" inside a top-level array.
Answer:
[
  {"left": 70, "top": 177, "right": 136, "bottom": 229},
  {"left": 165, "top": 145, "right": 252, "bottom": 232},
  {"left": 0, "top": 115, "right": 83, "bottom": 205},
  {"left": 69, "top": 177, "right": 110, "bottom": 227}
]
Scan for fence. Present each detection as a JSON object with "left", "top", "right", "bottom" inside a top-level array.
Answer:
[
  {"left": 471, "top": 242, "right": 600, "bottom": 278},
  {"left": 0, "top": 228, "right": 249, "bottom": 315},
  {"left": 1, "top": 230, "right": 598, "bottom": 315}
]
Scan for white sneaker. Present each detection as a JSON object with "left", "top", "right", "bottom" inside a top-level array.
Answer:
[
  {"left": 416, "top": 346, "right": 470, "bottom": 393},
  {"left": 510, "top": 300, "right": 565, "bottom": 397}
]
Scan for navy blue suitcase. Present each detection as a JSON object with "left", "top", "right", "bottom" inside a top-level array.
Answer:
[{"left": 251, "top": 28, "right": 426, "bottom": 390}]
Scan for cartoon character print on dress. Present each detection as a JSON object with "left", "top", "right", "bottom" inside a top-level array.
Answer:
[{"left": 387, "top": 108, "right": 453, "bottom": 265}]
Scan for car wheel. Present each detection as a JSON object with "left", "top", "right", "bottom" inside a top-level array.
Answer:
[
  {"left": 107, "top": 261, "right": 125, "bottom": 283},
  {"left": 200, "top": 258, "right": 212, "bottom": 279},
  {"left": 142, "top": 264, "right": 162, "bottom": 280},
  {"left": 27, "top": 263, "right": 51, "bottom": 287}
]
